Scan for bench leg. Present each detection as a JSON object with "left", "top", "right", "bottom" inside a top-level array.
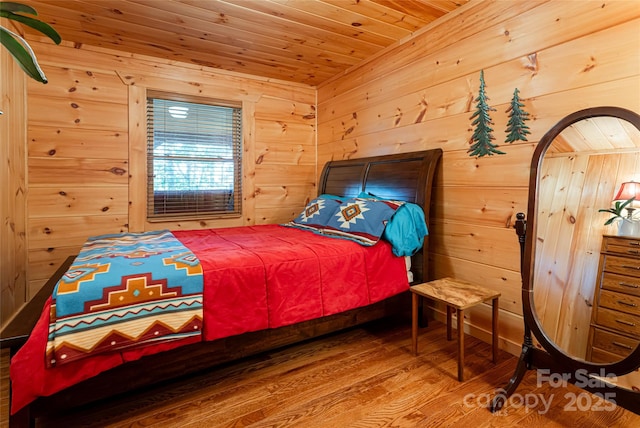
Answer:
[
  {"left": 418, "top": 296, "right": 428, "bottom": 328},
  {"left": 457, "top": 308, "right": 464, "bottom": 381},
  {"left": 411, "top": 292, "right": 419, "bottom": 355},
  {"left": 492, "top": 297, "right": 499, "bottom": 363},
  {"left": 446, "top": 305, "right": 452, "bottom": 341}
]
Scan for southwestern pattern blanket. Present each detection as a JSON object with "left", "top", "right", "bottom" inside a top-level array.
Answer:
[{"left": 46, "top": 230, "right": 204, "bottom": 367}]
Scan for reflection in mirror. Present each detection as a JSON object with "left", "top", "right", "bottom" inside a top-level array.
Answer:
[{"left": 533, "top": 115, "right": 640, "bottom": 369}]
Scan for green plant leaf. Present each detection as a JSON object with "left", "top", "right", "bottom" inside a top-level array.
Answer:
[
  {"left": 598, "top": 208, "right": 615, "bottom": 214},
  {"left": 618, "top": 197, "right": 635, "bottom": 212},
  {"left": 599, "top": 197, "right": 636, "bottom": 226},
  {"left": 1, "top": 10, "right": 61, "bottom": 44},
  {"left": 0, "top": 2, "right": 37, "bottom": 15},
  {"left": 0, "top": 26, "right": 47, "bottom": 83}
]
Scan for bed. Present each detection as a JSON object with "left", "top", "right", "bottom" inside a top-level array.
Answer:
[{"left": 1, "top": 148, "right": 442, "bottom": 427}]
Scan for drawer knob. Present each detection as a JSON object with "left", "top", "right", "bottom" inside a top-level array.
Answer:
[
  {"left": 616, "top": 319, "right": 636, "bottom": 327},
  {"left": 612, "top": 341, "right": 634, "bottom": 350},
  {"left": 622, "top": 265, "right": 640, "bottom": 270},
  {"left": 619, "top": 282, "right": 639, "bottom": 289},
  {"left": 617, "top": 300, "right": 637, "bottom": 308}
]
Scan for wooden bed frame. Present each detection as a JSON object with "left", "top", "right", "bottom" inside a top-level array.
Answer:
[{"left": 1, "top": 148, "right": 442, "bottom": 427}]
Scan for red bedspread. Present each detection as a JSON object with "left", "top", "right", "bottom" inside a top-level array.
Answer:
[{"left": 10, "top": 224, "right": 408, "bottom": 414}]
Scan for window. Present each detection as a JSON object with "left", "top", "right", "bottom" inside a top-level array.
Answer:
[{"left": 146, "top": 93, "right": 242, "bottom": 219}]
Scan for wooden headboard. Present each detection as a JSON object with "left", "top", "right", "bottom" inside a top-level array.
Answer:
[{"left": 318, "top": 149, "right": 442, "bottom": 283}]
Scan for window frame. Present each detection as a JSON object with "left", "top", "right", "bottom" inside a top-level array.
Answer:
[{"left": 145, "top": 90, "right": 243, "bottom": 222}]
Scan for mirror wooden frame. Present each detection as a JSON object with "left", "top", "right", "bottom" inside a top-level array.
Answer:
[{"left": 490, "top": 106, "right": 640, "bottom": 414}]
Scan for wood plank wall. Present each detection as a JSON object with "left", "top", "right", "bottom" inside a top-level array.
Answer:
[
  {"left": 0, "top": 18, "right": 28, "bottom": 328},
  {"left": 317, "top": 0, "right": 640, "bottom": 355},
  {"left": 0, "top": 40, "right": 316, "bottom": 323}
]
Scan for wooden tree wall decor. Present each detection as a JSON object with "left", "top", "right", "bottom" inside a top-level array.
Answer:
[
  {"left": 468, "top": 70, "right": 504, "bottom": 157},
  {"left": 505, "top": 88, "right": 531, "bottom": 143}
]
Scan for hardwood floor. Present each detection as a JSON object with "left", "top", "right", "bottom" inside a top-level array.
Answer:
[{"left": 18, "top": 319, "right": 640, "bottom": 427}]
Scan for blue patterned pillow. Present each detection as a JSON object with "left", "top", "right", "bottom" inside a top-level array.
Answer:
[
  {"left": 292, "top": 197, "right": 342, "bottom": 227},
  {"left": 323, "top": 198, "right": 404, "bottom": 245}
]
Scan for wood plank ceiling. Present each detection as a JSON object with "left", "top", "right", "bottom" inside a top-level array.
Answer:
[{"left": 19, "top": 0, "right": 469, "bottom": 86}]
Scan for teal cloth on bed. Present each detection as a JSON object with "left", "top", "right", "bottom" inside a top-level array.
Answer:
[
  {"left": 383, "top": 203, "right": 428, "bottom": 256},
  {"left": 358, "top": 191, "right": 428, "bottom": 257}
]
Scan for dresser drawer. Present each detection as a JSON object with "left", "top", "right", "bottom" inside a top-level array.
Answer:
[
  {"left": 603, "top": 255, "right": 640, "bottom": 278},
  {"left": 599, "top": 289, "right": 640, "bottom": 316},
  {"left": 595, "top": 306, "right": 640, "bottom": 337},
  {"left": 591, "top": 328, "right": 639, "bottom": 358},
  {"left": 604, "top": 236, "right": 640, "bottom": 255},
  {"left": 589, "top": 346, "right": 627, "bottom": 364},
  {"left": 601, "top": 272, "right": 640, "bottom": 297}
]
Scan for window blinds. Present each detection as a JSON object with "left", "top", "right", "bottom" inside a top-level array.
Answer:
[{"left": 146, "top": 96, "right": 242, "bottom": 219}]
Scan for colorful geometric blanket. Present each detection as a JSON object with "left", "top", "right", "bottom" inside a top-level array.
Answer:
[{"left": 46, "top": 230, "right": 203, "bottom": 367}]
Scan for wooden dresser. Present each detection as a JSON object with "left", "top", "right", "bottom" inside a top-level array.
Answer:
[{"left": 587, "top": 235, "right": 640, "bottom": 363}]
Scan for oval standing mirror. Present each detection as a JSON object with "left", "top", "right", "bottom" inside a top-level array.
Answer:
[
  {"left": 491, "top": 107, "right": 640, "bottom": 414},
  {"left": 528, "top": 106, "right": 640, "bottom": 389},
  {"left": 533, "top": 109, "right": 640, "bottom": 365}
]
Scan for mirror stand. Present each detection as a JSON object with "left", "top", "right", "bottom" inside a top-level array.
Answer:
[
  {"left": 489, "top": 213, "right": 533, "bottom": 412},
  {"left": 490, "top": 214, "right": 640, "bottom": 415}
]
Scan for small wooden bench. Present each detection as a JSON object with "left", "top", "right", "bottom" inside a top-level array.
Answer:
[{"left": 411, "top": 277, "right": 500, "bottom": 381}]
